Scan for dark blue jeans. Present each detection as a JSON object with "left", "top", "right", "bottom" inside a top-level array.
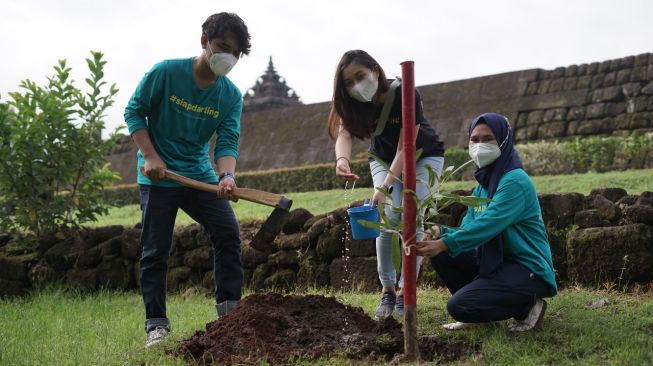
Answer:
[
  {"left": 430, "top": 250, "right": 551, "bottom": 323},
  {"left": 139, "top": 185, "right": 243, "bottom": 332}
]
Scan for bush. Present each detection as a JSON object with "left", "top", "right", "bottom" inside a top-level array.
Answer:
[
  {"left": 442, "top": 147, "right": 475, "bottom": 180},
  {"left": 101, "top": 134, "right": 653, "bottom": 206},
  {"left": 564, "top": 136, "right": 622, "bottom": 172},
  {"left": 517, "top": 140, "right": 570, "bottom": 175},
  {"left": 237, "top": 148, "right": 475, "bottom": 194},
  {"left": 614, "top": 132, "right": 653, "bottom": 170},
  {"left": 101, "top": 149, "right": 473, "bottom": 206},
  {"left": 0, "top": 52, "right": 121, "bottom": 235},
  {"left": 102, "top": 184, "right": 141, "bottom": 207},
  {"left": 517, "top": 134, "right": 653, "bottom": 175},
  {"left": 237, "top": 160, "right": 373, "bottom": 193}
]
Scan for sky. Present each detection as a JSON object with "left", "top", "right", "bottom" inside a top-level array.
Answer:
[{"left": 1, "top": 0, "right": 652, "bottom": 138}]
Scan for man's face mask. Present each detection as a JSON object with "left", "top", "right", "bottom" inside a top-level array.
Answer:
[
  {"left": 206, "top": 42, "right": 238, "bottom": 76},
  {"left": 347, "top": 71, "right": 378, "bottom": 102}
]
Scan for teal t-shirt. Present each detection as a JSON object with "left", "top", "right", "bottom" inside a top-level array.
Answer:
[
  {"left": 441, "top": 169, "right": 558, "bottom": 295},
  {"left": 124, "top": 58, "right": 242, "bottom": 187}
]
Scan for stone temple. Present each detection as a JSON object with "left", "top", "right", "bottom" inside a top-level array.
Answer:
[{"left": 243, "top": 56, "right": 302, "bottom": 111}]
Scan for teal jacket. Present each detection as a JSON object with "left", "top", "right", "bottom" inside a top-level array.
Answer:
[
  {"left": 124, "top": 58, "right": 242, "bottom": 186},
  {"left": 442, "top": 169, "right": 558, "bottom": 295}
]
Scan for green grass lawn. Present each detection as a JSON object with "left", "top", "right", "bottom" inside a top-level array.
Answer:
[
  {"left": 1, "top": 287, "right": 651, "bottom": 365},
  {"left": 87, "top": 168, "right": 653, "bottom": 228}
]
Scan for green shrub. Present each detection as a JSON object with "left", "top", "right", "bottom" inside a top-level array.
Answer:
[
  {"left": 237, "top": 160, "right": 373, "bottom": 193},
  {"left": 614, "top": 132, "right": 653, "bottom": 170},
  {"left": 237, "top": 148, "right": 474, "bottom": 194},
  {"left": 564, "top": 136, "right": 622, "bottom": 172},
  {"left": 443, "top": 147, "right": 475, "bottom": 180},
  {"left": 101, "top": 134, "right": 653, "bottom": 206},
  {"left": 0, "top": 52, "right": 121, "bottom": 235},
  {"left": 517, "top": 134, "right": 653, "bottom": 175},
  {"left": 101, "top": 149, "right": 473, "bottom": 206},
  {"left": 102, "top": 184, "right": 141, "bottom": 207},
  {"left": 517, "top": 140, "right": 570, "bottom": 175}
]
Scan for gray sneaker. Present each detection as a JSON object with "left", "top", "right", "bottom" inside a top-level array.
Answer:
[
  {"left": 216, "top": 300, "right": 238, "bottom": 318},
  {"left": 145, "top": 326, "right": 168, "bottom": 348},
  {"left": 509, "top": 299, "right": 547, "bottom": 332},
  {"left": 374, "top": 291, "right": 396, "bottom": 319},
  {"left": 394, "top": 294, "right": 404, "bottom": 317}
]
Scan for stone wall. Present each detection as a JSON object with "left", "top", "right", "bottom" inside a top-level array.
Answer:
[
  {"left": 1, "top": 188, "right": 652, "bottom": 297},
  {"left": 105, "top": 52, "right": 653, "bottom": 183},
  {"left": 239, "top": 52, "right": 653, "bottom": 172},
  {"left": 515, "top": 54, "right": 653, "bottom": 142},
  {"left": 105, "top": 135, "right": 138, "bottom": 186}
]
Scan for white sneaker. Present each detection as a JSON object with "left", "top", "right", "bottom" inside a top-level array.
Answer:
[
  {"left": 145, "top": 326, "right": 168, "bottom": 348},
  {"left": 509, "top": 299, "right": 547, "bottom": 332},
  {"left": 442, "top": 321, "right": 474, "bottom": 330}
]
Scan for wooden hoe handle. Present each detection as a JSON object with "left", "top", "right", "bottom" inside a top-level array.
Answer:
[{"left": 163, "top": 169, "right": 284, "bottom": 208}]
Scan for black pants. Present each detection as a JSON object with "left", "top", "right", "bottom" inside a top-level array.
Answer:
[
  {"left": 430, "top": 250, "right": 551, "bottom": 323},
  {"left": 139, "top": 185, "right": 242, "bottom": 332}
]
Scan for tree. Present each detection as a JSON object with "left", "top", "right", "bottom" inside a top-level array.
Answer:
[
  {"left": 363, "top": 154, "right": 490, "bottom": 272},
  {"left": 0, "top": 51, "right": 121, "bottom": 236}
]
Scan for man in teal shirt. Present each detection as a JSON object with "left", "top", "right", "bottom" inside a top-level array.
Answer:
[
  {"left": 417, "top": 113, "right": 557, "bottom": 332},
  {"left": 124, "top": 12, "right": 251, "bottom": 348}
]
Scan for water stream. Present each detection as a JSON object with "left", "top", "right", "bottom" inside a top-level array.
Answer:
[{"left": 339, "top": 179, "right": 356, "bottom": 330}]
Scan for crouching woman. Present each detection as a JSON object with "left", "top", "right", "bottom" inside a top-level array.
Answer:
[{"left": 416, "top": 113, "right": 557, "bottom": 332}]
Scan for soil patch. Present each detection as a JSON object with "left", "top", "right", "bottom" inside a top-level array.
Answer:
[{"left": 170, "top": 293, "right": 473, "bottom": 365}]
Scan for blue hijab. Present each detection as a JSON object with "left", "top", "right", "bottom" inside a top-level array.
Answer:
[{"left": 469, "top": 113, "right": 523, "bottom": 277}]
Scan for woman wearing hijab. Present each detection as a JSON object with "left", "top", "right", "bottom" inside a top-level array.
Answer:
[{"left": 416, "top": 113, "right": 557, "bottom": 332}]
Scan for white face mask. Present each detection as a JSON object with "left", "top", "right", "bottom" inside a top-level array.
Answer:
[
  {"left": 468, "top": 143, "right": 501, "bottom": 168},
  {"left": 206, "top": 42, "right": 238, "bottom": 76},
  {"left": 348, "top": 71, "right": 378, "bottom": 102}
]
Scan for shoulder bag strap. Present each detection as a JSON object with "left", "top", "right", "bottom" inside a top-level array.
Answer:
[{"left": 373, "top": 77, "right": 402, "bottom": 136}]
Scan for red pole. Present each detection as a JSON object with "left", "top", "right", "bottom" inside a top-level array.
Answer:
[{"left": 401, "top": 61, "right": 418, "bottom": 359}]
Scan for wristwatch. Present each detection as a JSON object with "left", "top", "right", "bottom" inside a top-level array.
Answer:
[
  {"left": 218, "top": 171, "right": 236, "bottom": 183},
  {"left": 381, "top": 183, "right": 393, "bottom": 194}
]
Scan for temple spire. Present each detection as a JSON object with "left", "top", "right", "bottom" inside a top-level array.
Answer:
[{"left": 243, "top": 56, "right": 301, "bottom": 111}]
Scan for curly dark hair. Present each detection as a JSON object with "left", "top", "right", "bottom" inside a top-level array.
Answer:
[{"left": 202, "top": 12, "right": 251, "bottom": 56}]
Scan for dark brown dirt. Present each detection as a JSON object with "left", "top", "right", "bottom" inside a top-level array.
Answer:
[{"left": 170, "top": 293, "right": 473, "bottom": 365}]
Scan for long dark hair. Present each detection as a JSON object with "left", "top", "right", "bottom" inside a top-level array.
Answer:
[{"left": 327, "top": 50, "right": 389, "bottom": 141}]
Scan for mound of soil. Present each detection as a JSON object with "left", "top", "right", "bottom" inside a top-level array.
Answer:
[{"left": 171, "top": 293, "right": 472, "bottom": 365}]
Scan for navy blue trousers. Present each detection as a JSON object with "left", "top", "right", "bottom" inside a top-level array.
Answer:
[
  {"left": 139, "top": 185, "right": 242, "bottom": 332},
  {"left": 430, "top": 250, "right": 551, "bottom": 323}
]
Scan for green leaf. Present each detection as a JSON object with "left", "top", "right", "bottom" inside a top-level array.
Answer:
[
  {"left": 374, "top": 185, "right": 393, "bottom": 199},
  {"left": 368, "top": 152, "right": 390, "bottom": 171},
  {"left": 391, "top": 233, "right": 401, "bottom": 274},
  {"left": 441, "top": 159, "right": 475, "bottom": 184},
  {"left": 415, "top": 148, "right": 423, "bottom": 161},
  {"left": 357, "top": 219, "right": 382, "bottom": 230},
  {"left": 437, "top": 192, "right": 491, "bottom": 207},
  {"left": 424, "top": 164, "right": 437, "bottom": 187}
]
